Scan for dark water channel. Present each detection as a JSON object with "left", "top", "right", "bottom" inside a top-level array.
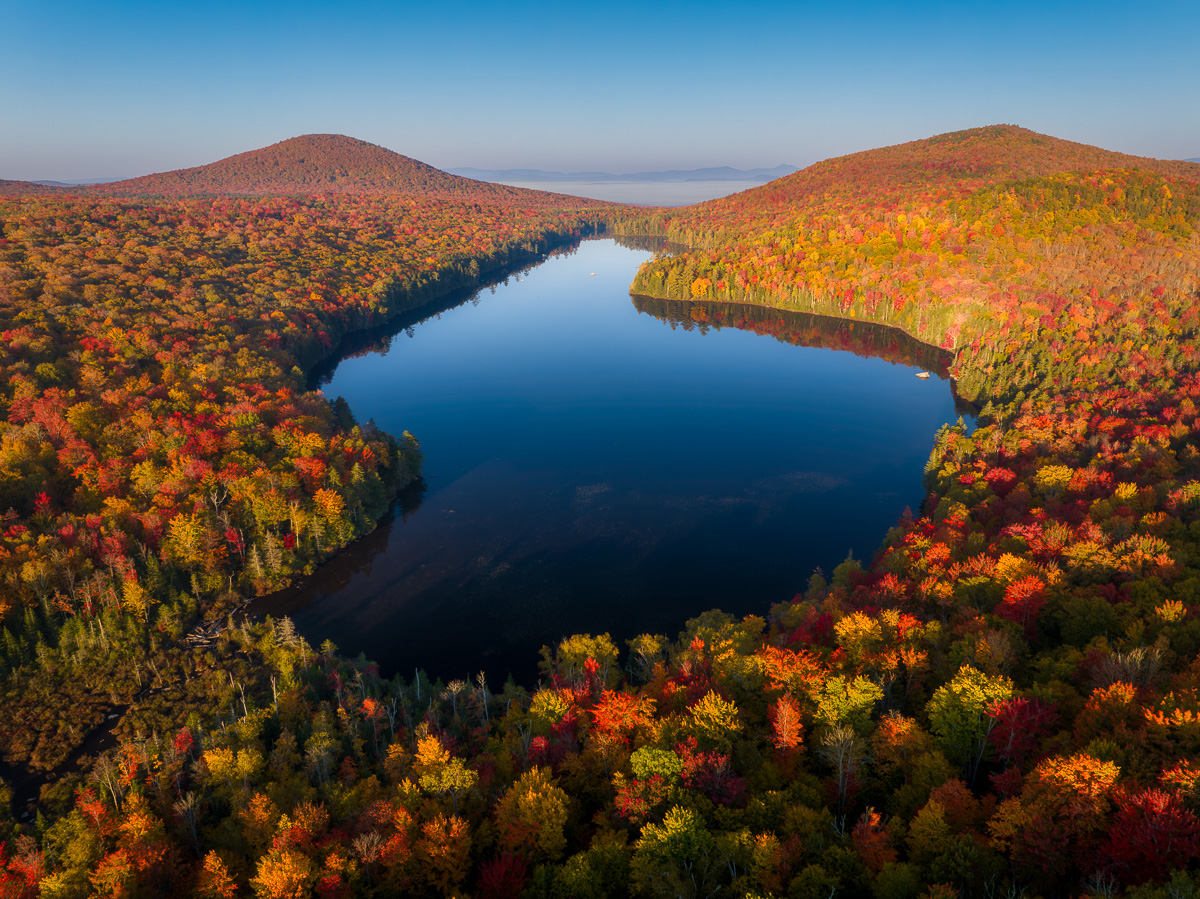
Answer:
[{"left": 255, "top": 239, "right": 970, "bottom": 685}]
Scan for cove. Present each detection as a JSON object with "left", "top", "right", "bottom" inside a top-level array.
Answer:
[{"left": 254, "top": 239, "right": 970, "bottom": 686}]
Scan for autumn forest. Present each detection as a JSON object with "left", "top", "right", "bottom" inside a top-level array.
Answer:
[{"left": 2, "top": 126, "right": 1200, "bottom": 898}]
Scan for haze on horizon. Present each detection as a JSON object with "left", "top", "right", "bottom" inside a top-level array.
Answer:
[{"left": 2, "top": 0, "right": 1198, "bottom": 182}]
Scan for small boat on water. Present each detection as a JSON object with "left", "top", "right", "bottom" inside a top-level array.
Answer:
[{"left": 915, "top": 371, "right": 931, "bottom": 379}]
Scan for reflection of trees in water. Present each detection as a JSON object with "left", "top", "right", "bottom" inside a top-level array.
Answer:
[
  {"left": 610, "top": 234, "right": 688, "bottom": 256},
  {"left": 307, "top": 242, "right": 584, "bottom": 389},
  {"left": 633, "top": 293, "right": 953, "bottom": 373},
  {"left": 632, "top": 294, "right": 978, "bottom": 417},
  {"left": 396, "top": 477, "right": 426, "bottom": 522},
  {"left": 251, "top": 479, "right": 426, "bottom": 620}
]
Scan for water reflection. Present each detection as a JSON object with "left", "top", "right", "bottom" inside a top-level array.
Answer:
[
  {"left": 633, "top": 294, "right": 978, "bottom": 418},
  {"left": 256, "top": 478, "right": 426, "bottom": 633},
  {"left": 634, "top": 295, "right": 948, "bottom": 373},
  {"left": 609, "top": 234, "right": 687, "bottom": 256},
  {"left": 307, "top": 243, "right": 586, "bottom": 390}
]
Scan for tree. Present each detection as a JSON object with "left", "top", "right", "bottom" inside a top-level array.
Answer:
[
  {"left": 476, "top": 852, "right": 528, "bottom": 899},
  {"left": 986, "top": 695, "right": 1058, "bottom": 767},
  {"left": 195, "top": 852, "right": 239, "bottom": 899},
  {"left": 990, "top": 752, "right": 1122, "bottom": 886},
  {"left": 677, "top": 737, "right": 745, "bottom": 807},
  {"left": 543, "top": 633, "right": 619, "bottom": 687},
  {"left": 820, "top": 724, "right": 865, "bottom": 830},
  {"left": 996, "top": 574, "right": 1047, "bottom": 638},
  {"left": 851, "top": 808, "right": 896, "bottom": 874},
  {"left": 767, "top": 694, "right": 804, "bottom": 762},
  {"left": 926, "top": 665, "right": 1013, "bottom": 782},
  {"left": 688, "top": 690, "right": 741, "bottom": 750},
  {"left": 591, "top": 690, "right": 654, "bottom": 744},
  {"left": 632, "top": 805, "right": 724, "bottom": 899},
  {"left": 413, "top": 735, "right": 478, "bottom": 814},
  {"left": 416, "top": 814, "right": 472, "bottom": 894},
  {"left": 250, "top": 849, "right": 314, "bottom": 899},
  {"left": 615, "top": 747, "right": 683, "bottom": 822},
  {"left": 1106, "top": 787, "right": 1200, "bottom": 885},
  {"left": 494, "top": 766, "right": 570, "bottom": 861},
  {"left": 813, "top": 675, "right": 883, "bottom": 733}
]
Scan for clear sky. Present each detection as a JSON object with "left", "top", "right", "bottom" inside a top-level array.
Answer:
[{"left": 2, "top": 0, "right": 1198, "bottom": 181}]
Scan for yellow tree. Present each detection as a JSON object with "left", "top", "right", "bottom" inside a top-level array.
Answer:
[
  {"left": 689, "top": 690, "right": 741, "bottom": 750},
  {"left": 494, "top": 766, "right": 571, "bottom": 861},
  {"left": 250, "top": 849, "right": 314, "bottom": 899},
  {"left": 413, "top": 735, "right": 478, "bottom": 814}
]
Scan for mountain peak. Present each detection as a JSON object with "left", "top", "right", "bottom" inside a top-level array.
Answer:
[
  {"left": 88, "top": 134, "right": 605, "bottom": 202},
  {"left": 714, "top": 125, "right": 1200, "bottom": 211}
]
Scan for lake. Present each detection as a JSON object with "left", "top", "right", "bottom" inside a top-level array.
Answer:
[{"left": 254, "top": 238, "right": 969, "bottom": 686}]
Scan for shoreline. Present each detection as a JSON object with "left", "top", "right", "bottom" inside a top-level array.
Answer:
[
  {"left": 240, "top": 229, "right": 602, "bottom": 618},
  {"left": 607, "top": 225, "right": 978, "bottom": 404}
]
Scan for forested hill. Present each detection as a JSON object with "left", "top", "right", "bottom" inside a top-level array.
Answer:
[
  {"left": 622, "top": 125, "right": 1200, "bottom": 405},
  {"left": 703, "top": 125, "right": 1200, "bottom": 215},
  {"left": 80, "top": 134, "right": 610, "bottom": 204},
  {"left": 0, "top": 179, "right": 61, "bottom": 197}
]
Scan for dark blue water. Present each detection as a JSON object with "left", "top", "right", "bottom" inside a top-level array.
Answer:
[{"left": 257, "top": 239, "right": 966, "bottom": 685}]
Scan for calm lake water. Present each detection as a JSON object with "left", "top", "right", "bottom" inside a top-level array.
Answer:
[{"left": 255, "top": 239, "right": 968, "bottom": 685}]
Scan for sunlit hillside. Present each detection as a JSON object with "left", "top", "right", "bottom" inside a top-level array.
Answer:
[
  {"left": 80, "top": 134, "right": 613, "bottom": 205},
  {"left": 623, "top": 125, "right": 1200, "bottom": 403}
]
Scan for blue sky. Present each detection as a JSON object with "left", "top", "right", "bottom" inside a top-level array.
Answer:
[{"left": 2, "top": 0, "right": 1197, "bottom": 180}]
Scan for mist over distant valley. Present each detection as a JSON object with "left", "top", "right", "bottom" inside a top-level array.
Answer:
[{"left": 449, "top": 163, "right": 798, "bottom": 206}]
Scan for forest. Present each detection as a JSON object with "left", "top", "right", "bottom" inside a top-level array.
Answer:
[{"left": 2, "top": 126, "right": 1200, "bottom": 898}]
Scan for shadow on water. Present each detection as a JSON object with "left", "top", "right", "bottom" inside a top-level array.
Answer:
[
  {"left": 632, "top": 294, "right": 979, "bottom": 418},
  {"left": 254, "top": 473, "right": 833, "bottom": 686},
  {"left": 254, "top": 478, "right": 427, "bottom": 626},
  {"left": 306, "top": 242, "right": 586, "bottom": 391}
]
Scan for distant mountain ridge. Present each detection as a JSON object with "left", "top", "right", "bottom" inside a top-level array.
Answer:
[
  {"left": 0, "top": 179, "right": 60, "bottom": 196},
  {"left": 80, "top": 135, "right": 611, "bottom": 204},
  {"left": 31, "top": 177, "right": 126, "bottom": 187},
  {"left": 449, "top": 164, "right": 797, "bottom": 184}
]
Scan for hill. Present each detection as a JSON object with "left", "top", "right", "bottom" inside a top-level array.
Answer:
[
  {"left": 620, "top": 124, "right": 1200, "bottom": 402},
  {"left": 0, "top": 178, "right": 64, "bottom": 196},
  {"left": 86, "top": 134, "right": 610, "bottom": 203},
  {"left": 30, "top": 177, "right": 127, "bottom": 187},
  {"left": 693, "top": 124, "right": 1200, "bottom": 219}
]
